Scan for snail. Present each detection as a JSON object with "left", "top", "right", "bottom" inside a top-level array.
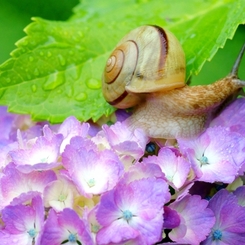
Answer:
[{"left": 102, "top": 25, "right": 245, "bottom": 139}]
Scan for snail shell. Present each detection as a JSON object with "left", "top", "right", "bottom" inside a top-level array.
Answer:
[
  {"left": 102, "top": 25, "right": 245, "bottom": 139},
  {"left": 102, "top": 25, "right": 186, "bottom": 108}
]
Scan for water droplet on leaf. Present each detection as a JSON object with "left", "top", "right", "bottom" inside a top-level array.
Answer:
[
  {"left": 43, "top": 72, "right": 65, "bottom": 91},
  {"left": 86, "top": 78, "right": 101, "bottom": 90},
  {"left": 75, "top": 92, "right": 87, "bottom": 101},
  {"left": 31, "top": 84, "right": 37, "bottom": 92},
  {"left": 58, "top": 54, "right": 66, "bottom": 66}
]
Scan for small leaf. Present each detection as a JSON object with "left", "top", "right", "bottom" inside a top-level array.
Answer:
[{"left": 0, "top": 0, "right": 244, "bottom": 123}]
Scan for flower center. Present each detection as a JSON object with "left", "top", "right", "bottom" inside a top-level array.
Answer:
[
  {"left": 212, "top": 229, "right": 222, "bottom": 240},
  {"left": 58, "top": 193, "right": 67, "bottom": 202},
  {"left": 91, "top": 224, "right": 100, "bottom": 233},
  {"left": 87, "top": 178, "right": 95, "bottom": 187},
  {"left": 68, "top": 233, "right": 77, "bottom": 242},
  {"left": 40, "top": 156, "right": 49, "bottom": 163},
  {"left": 28, "top": 228, "right": 37, "bottom": 238},
  {"left": 199, "top": 155, "right": 209, "bottom": 166},
  {"left": 122, "top": 210, "right": 133, "bottom": 221}
]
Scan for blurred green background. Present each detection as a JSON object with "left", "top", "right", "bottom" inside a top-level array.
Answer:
[
  {"left": 0, "top": 0, "right": 79, "bottom": 63},
  {"left": 192, "top": 24, "right": 245, "bottom": 84},
  {"left": 0, "top": 0, "right": 244, "bottom": 83}
]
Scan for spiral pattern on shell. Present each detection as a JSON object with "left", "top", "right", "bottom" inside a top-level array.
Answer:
[{"left": 102, "top": 25, "right": 186, "bottom": 109}]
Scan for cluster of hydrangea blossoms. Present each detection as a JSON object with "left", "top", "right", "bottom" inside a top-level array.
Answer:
[{"left": 0, "top": 98, "right": 245, "bottom": 245}]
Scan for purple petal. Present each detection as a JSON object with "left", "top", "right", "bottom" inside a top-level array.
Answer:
[
  {"left": 0, "top": 164, "right": 56, "bottom": 209},
  {"left": 122, "top": 161, "right": 165, "bottom": 184},
  {"left": 210, "top": 98, "right": 245, "bottom": 136},
  {"left": 58, "top": 116, "right": 90, "bottom": 152},
  {"left": 115, "top": 178, "right": 170, "bottom": 219},
  {"left": 9, "top": 126, "right": 63, "bottom": 173},
  {"left": 234, "top": 186, "right": 245, "bottom": 207},
  {"left": 1, "top": 195, "right": 44, "bottom": 244},
  {"left": 96, "top": 219, "right": 139, "bottom": 244},
  {"left": 143, "top": 147, "right": 190, "bottom": 189},
  {"left": 163, "top": 206, "right": 181, "bottom": 229},
  {"left": 169, "top": 195, "right": 215, "bottom": 244},
  {"left": 40, "top": 208, "right": 94, "bottom": 245},
  {"left": 178, "top": 126, "right": 245, "bottom": 183},
  {"left": 202, "top": 189, "right": 245, "bottom": 244},
  {"left": 96, "top": 178, "right": 169, "bottom": 244},
  {"left": 102, "top": 121, "right": 148, "bottom": 159},
  {"left": 62, "top": 137, "right": 123, "bottom": 197}
]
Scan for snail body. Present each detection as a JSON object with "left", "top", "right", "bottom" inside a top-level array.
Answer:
[{"left": 102, "top": 25, "right": 245, "bottom": 139}]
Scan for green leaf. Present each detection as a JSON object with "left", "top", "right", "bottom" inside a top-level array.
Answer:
[{"left": 0, "top": 0, "right": 245, "bottom": 123}]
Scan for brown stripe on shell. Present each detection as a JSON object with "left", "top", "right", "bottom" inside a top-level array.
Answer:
[
  {"left": 108, "top": 90, "right": 128, "bottom": 106},
  {"left": 105, "top": 49, "right": 125, "bottom": 84},
  {"left": 152, "top": 25, "right": 168, "bottom": 72}
]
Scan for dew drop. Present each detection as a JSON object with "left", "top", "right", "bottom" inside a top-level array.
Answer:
[
  {"left": 75, "top": 92, "right": 87, "bottom": 101},
  {"left": 86, "top": 78, "right": 101, "bottom": 90},
  {"left": 29, "top": 56, "right": 34, "bottom": 62},
  {"left": 43, "top": 72, "right": 65, "bottom": 91},
  {"left": 31, "top": 84, "right": 37, "bottom": 92},
  {"left": 58, "top": 54, "right": 66, "bottom": 66}
]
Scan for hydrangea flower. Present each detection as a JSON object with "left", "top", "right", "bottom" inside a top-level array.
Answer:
[
  {"left": 178, "top": 126, "right": 245, "bottom": 183},
  {"left": 163, "top": 206, "right": 181, "bottom": 230},
  {"left": 62, "top": 136, "right": 124, "bottom": 198},
  {"left": 40, "top": 208, "right": 94, "bottom": 245},
  {"left": 43, "top": 175, "right": 80, "bottom": 212},
  {"left": 0, "top": 141, "right": 17, "bottom": 169},
  {"left": 122, "top": 161, "right": 165, "bottom": 183},
  {"left": 210, "top": 98, "right": 245, "bottom": 135},
  {"left": 57, "top": 116, "right": 90, "bottom": 153},
  {"left": 202, "top": 189, "right": 245, "bottom": 244},
  {"left": 0, "top": 195, "right": 44, "bottom": 245},
  {"left": 102, "top": 121, "right": 148, "bottom": 160},
  {"left": 233, "top": 186, "right": 245, "bottom": 206},
  {"left": 9, "top": 125, "right": 63, "bottom": 173},
  {"left": 0, "top": 106, "right": 16, "bottom": 145},
  {"left": 96, "top": 177, "right": 170, "bottom": 244},
  {"left": 168, "top": 195, "right": 215, "bottom": 244},
  {"left": 0, "top": 97, "right": 245, "bottom": 245},
  {"left": 0, "top": 163, "right": 56, "bottom": 209},
  {"left": 143, "top": 147, "right": 190, "bottom": 189}
]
